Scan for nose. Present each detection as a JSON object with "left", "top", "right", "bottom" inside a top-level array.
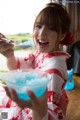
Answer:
[{"left": 39, "top": 26, "right": 47, "bottom": 38}]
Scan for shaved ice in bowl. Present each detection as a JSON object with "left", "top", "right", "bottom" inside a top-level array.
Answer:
[{"left": 0, "top": 69, "right": 52, "bottom": 100}]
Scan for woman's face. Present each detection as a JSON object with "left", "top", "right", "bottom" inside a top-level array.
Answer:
[{"left": 33, "top": 18, "right": 62, "bottom": 53}]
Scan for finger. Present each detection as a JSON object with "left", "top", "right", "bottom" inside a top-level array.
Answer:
[
  {"left": 10, "top": 89, "right": 19, "bottom": 102},
  {"left": 0, "top": 33, "right": 6, "bottom": 38},
  {"left": 0, "top": 45, "right": 13, "bottom": 53},
  {"left": 3, "top": 86, "right": 18, "bottom": 102},
  {"left": 3, "top": 86, "right": 12, "bottom": 98},
  {"left": 40, "top": 89, "right": 48, "bottom": 102},
  {"left": 10, "top": 89, "right": 32, "bottom": 108},
  {"left": 16, "top": 99, "right": 32, "bottom": 109},
  {"left": 0, "top": 42, "right": 14, "bottom": 54},
  {"left": 0, "top": 42, "right": 6, "bottom": 49},
  {"left": 2, "top": 38, "right": 11, "bottom": 43},
  {"left": 1, "top": 48, "right": 14, "bottom": 57},
  {"left": 9, "top": 40, "right": 15, "bottom": 45},
  {"left": 1, "top": 38, "right": 15, "bottom": 46},
  {"left": 0, "top": 33, "right": 14, "bottom": 47},
  {"left": 27, "top": 90, "right": 39, "bottom": 105}
]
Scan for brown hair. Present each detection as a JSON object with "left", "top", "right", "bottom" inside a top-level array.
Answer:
[{"left": 33, "top": 3, "right": 71, "bottom": 35}]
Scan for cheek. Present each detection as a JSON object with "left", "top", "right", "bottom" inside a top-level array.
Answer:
[
  {"left": 50, "top": 40, "right": 56, "bottom": 47},
  {"left": 33, "top": 29, "right": 38, "bottom": 37},
  {"left": 50, "top": 36, "right": 58, "bottom": 44},
  {"left": 33, "top": 30, "right": 38, "bottom": 44}
]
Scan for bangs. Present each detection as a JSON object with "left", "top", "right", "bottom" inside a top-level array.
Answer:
[{"left": 34, "top": 7, "right": 61, "bottom": 33}]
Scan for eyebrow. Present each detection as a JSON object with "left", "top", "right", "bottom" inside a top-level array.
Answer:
[{"left": 35, "top": 22, "right": 41, "bottom": 24}]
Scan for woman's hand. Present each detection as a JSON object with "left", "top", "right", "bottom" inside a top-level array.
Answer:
[
  {"left": 0, "top": 33, "right": 14, "bottom": 58},
  {"left": 4, "top": 86, "right": 48, "bottom": 119}
]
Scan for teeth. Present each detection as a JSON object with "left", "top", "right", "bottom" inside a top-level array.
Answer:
[{"left": 39, "top": 40, "right": 48, "bottom": 43}]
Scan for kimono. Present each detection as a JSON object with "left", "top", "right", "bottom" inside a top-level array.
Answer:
[{"left": 0, "top": 51, "right": 70, "bottom": 120}]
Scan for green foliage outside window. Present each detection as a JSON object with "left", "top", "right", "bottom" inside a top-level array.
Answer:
[{"left": 5, "top": 33, "right": 32, "bottom": 44}]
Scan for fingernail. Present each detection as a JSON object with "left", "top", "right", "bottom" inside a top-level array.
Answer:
[{"left": 26, "top": 90, "right": 32, "bottom": 96}]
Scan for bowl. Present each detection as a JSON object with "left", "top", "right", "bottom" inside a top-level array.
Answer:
[{"left": 0, "top": 69, "right": 51, "bottom": 100}]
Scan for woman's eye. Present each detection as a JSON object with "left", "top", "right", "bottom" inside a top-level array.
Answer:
[
  {"left": 49, "top": 27, "right": 55, "bottom": 31},
  {"left": 35, "top": 24, "right": 41, "bottom": 29}
]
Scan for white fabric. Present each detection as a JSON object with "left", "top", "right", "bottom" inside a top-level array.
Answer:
[{"left": 0, "top": 51, "right": 70, "bottom": 120}]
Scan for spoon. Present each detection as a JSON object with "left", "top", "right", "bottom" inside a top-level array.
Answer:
[{"left": 0, "top": 38, "right": 34, "bottom": 48}]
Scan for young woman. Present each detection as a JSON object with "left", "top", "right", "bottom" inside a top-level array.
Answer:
[{"left": 0, "top": 2, "right": 73, "bottom": 120}]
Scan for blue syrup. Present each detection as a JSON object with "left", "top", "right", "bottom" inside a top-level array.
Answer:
[
  {"left": 3, "top": 70, "right": 51, "bottom": 101},
  {"left": 18, "top": 88, "right": 46, "bottom": 100}
]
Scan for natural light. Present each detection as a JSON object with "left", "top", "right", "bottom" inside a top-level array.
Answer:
[{"left": 0, "top": 0, "right": 50, "bottom": 34}]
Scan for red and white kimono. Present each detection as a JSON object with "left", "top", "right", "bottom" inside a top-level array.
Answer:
[{"left": 0, "top": 51, "right": 70, "bottom": 120}]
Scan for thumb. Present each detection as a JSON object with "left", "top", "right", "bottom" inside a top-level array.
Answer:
[{"left": 27, "top": 90, "right": 39, "bottom": 105}]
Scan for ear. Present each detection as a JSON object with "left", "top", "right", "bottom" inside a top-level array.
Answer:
[{"left": 60, "top": 33, "right": 66, "bottom": 42}]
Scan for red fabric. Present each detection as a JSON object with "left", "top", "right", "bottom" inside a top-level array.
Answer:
[
  {"left": 17, "top": 58, "right": 20, "bottom": 69},
  {"left": 46, "top": 69, "right": 65, "bottom": 81},
  {"left": 6, "top": 99, "right": 12, "bottom": 108},
  {"left": 60, "top": 32, "right": 74, "bottom": 46}
]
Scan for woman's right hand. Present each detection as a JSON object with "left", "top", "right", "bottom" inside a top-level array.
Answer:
[{"left": 0, "top": 33, "right": 14, "bottom": 58}]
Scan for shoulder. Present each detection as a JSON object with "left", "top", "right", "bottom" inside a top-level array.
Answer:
[
  {"left": 45, "top": 51, "right": 70, "bottom": 64},
  {"left": 44, "top": 51, "right": 68, "bottom": 72}
]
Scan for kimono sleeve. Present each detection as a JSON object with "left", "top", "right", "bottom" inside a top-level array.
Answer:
[{"left": 17, "top": 53, "right": 35, "bottom": 69}]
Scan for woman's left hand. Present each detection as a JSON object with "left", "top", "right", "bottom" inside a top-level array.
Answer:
[{"left": 4, "top": 86, "right": 48, "bottom": 119}]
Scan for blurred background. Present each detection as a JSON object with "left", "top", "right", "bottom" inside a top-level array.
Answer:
[{"left": 0, "top": 1, "right": 80, "bottom": 120}]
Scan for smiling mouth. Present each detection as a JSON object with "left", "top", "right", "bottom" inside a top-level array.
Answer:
[{"left": 38, "top": 41, "right": 49, "bottom": 47}]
